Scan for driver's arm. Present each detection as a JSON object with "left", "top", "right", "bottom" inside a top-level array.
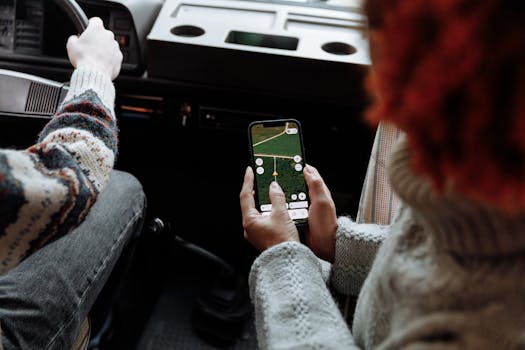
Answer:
[{"left": 0, "top": 17, "right": 122, "bottom": 273}]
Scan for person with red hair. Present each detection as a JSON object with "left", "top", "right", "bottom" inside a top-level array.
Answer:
[{"left": 240, "top": 0, "right": 525, "bottom": 348}]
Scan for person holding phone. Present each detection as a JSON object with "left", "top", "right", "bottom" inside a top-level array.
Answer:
[
  {"left": 248, "top": 119, "right": 310, "bottom": 228},
  {"left": 0, "top": 18, "right": 145, "bottom": 350},
  {"left": 240, "top": 0, "right": 525, "bottom": 348}
]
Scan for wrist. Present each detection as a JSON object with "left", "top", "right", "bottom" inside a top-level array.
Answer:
[
  {"left": 76, "top": 62, "right": 112, "bottom": 81},
  {"left": 65, "top": 67, "right": 116, "bottom": 111}
]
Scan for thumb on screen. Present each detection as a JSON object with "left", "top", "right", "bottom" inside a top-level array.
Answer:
[{"left": 269, "top": 181, "right": 287, "bottom": 211}]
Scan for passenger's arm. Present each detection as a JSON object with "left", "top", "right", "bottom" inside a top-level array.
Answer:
[
  {"left": 241, "top": 168, "right": 359, "bottom": 348},
  {"left": 249, "top": 242, "right": 361, "bottom": 350},
  {"left": 330, "top": 217, "right": 390, "bottom": 296},
  {"left": 0, "top": 17, "right": 122, "bottom": 273},
  {"left": 330, "top": 122, "right": 402, "bottom": 295},
  {"left": 303, "top": 165, "right": 391, "bottom": 296}
]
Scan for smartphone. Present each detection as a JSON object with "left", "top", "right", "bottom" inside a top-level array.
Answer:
[{"left": 248, "top": 118, "right": 309, "bottom": 226}]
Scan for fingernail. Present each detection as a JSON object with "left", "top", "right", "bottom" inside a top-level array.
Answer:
[
  {"left": 271, "top": 181, "right": 280, "bottom": 189},
  {"left": 304, "top": 164, "right": 314, "bottom": 174}
]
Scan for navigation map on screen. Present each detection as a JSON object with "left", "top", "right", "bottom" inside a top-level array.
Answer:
[{"left": 250, "top": 120, "right": 309, "bottom": 223}]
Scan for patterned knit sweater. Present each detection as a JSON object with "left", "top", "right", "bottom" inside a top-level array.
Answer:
[
  {"left": 249, "top": 135, "right": 525, "bottom": 349},
  {"left": 0, "top": 67, "right": 117, "bottom": 274}
]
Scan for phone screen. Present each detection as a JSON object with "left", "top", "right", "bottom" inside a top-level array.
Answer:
[{"left": 249, "top": 119, "right": 309, "bottom": 225}]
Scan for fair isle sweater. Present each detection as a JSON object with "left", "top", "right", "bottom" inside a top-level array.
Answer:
[
  {"left": 249, "top": 135, "right": 525, "bottom": 349},
  {"left": 0, "top": 67, "right": 117, "bottom": 274}
]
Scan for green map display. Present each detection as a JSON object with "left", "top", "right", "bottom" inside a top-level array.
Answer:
[{"left": 251, "top": 121, "right": 308, "bottom": 215}]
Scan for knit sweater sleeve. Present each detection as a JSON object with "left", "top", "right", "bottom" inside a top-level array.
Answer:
[
  {"left": 249, "top": 241, "right": 360, "bottom": 350},
  {"left": 0, "top": 67, "right": 117, "bottom": 273},
  {"left": 330, "top": 216, "right": 390, "bottom": 296}
]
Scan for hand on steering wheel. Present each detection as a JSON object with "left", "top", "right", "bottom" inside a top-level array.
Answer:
[{"left": 66, "top": 17, "right": 123, "bottom": 80}]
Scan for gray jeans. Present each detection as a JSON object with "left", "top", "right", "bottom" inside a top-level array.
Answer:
[{"left": 0, "top": 170, "right": 146, "bottom": 350}]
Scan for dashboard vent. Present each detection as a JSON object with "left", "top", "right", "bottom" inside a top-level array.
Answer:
[{"left": 25, "top": 82, "right": 61, "bottom": 115}]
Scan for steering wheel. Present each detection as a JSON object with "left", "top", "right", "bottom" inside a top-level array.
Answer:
[
  {"left": 54, "top": 0, "right": 89, "bottom": 33},
  {"left": 0, "top": 0, "right": 89, "bottom": 119}
]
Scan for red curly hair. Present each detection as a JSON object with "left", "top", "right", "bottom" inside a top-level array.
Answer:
[{"left": 364, "top": 0, "right": 525, "bottom": 211}]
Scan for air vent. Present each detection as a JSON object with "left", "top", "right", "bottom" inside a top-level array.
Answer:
[{"left": 25, "top": 82, "right": 61, "bottom": 115}]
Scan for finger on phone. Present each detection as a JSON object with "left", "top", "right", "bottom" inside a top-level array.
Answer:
[
  {"left": 240, "top": 166, "right": 257, "bottom": 214},
  {"left": 269, "top": 181, "right": 287, "bottom": 211},
  {"left": 304, "top": 164, "right": 333, "bottom": 200}
]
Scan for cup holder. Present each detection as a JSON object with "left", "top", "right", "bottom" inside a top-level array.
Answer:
[
  {"left": 321, "top": 42, "right": 356, "bottom": 56},
  {"left": 171, "top": 25, "right": 205, "bottom": 37}
]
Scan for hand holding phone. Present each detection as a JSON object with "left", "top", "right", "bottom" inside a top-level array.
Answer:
[
  {"left": 240, "top": 167, "right": 301, "bottom": 252},
  {"left": 248, "top": 118, "right": 309, "bottom": 226},
  {"left": 302, "top": 164, "right": 337, "bottom": 262}
]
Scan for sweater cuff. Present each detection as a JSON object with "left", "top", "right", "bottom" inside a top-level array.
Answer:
[
  {"left": 248, "top": 241, "right": 358, "bottom": 349},
  {"left": 64, "top": 67, "right": 116, "bottom": 113},
  {"left": 331, "top": 216, "right": 389, "bottom": 296},
  {"left": 249, "top": 241, "right": 321, "bottom": 299}
]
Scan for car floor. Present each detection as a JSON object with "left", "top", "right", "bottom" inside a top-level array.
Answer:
[
  {"left": 96, "top": 228, "right": 257, "bottom": 350},
  {"left": 136, "top": 275, "right": 257, "bottom": 350}
]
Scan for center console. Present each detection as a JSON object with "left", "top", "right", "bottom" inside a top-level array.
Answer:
[{"left": 147, "top": 0, "right": 369, "bottom": 102}]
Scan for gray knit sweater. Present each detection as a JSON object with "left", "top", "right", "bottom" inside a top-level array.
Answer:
[{"left": 249, "top": 135, "right": 525, "bottom": 349}]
